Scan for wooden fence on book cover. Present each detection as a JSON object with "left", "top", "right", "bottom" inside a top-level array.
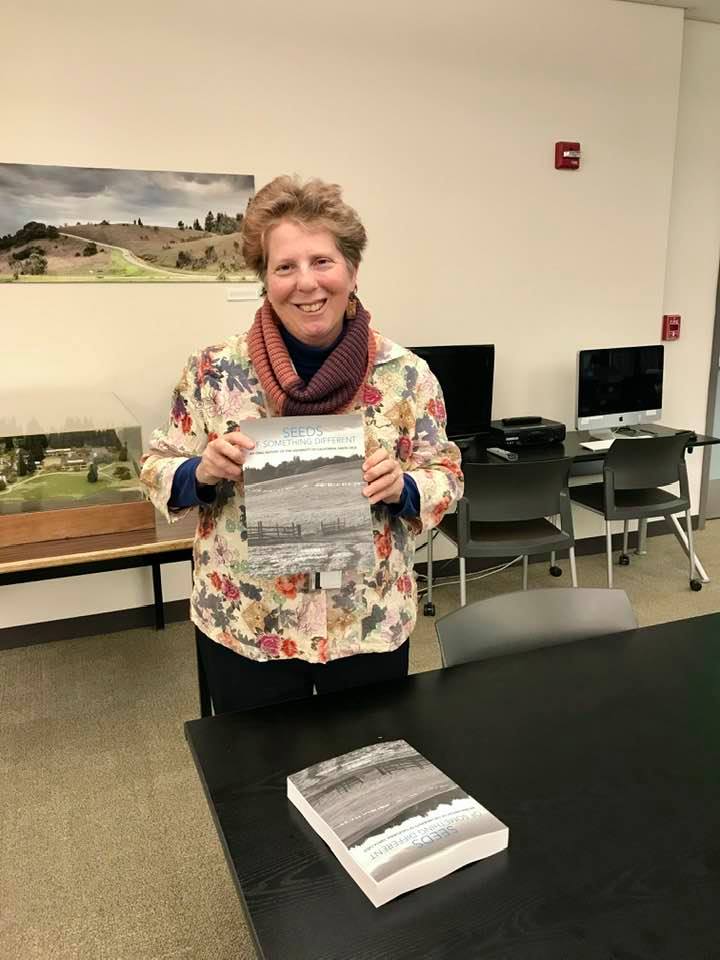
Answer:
[
  {"left": 248, "top": 520, "right": 302, "bottom": 543},
  {"left": 247, "top": 516, "right": 368, "bottom": 543}
]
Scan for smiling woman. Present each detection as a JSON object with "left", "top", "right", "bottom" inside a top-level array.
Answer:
[
  {"left": 263, "top": 221, "right": 356, "bottom": 348},
  {"left": 140, "top": 175, "right": 464, "bottom": 714}
]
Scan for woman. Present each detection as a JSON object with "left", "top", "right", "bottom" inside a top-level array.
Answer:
[{"left": 141, "top": 176, "right": 463, "bottom": 713}]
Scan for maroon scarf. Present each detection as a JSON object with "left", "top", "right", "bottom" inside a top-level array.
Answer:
[{"left": 247, "top": 297, "right": 377, "bottom": 415}]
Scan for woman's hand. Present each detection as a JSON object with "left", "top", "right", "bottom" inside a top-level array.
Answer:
[
  {"left": 362, "top": 448, "right": 404, "bottom": 505},
  {"left": 196, "top": 431, "right": 255, "bottom": 486}
]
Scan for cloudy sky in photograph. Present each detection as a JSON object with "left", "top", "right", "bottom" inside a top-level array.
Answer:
[{"left": 0, "top": 163, "right": 254, "bottom": 234}]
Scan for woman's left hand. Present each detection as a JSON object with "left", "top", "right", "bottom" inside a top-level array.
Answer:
[{"left": 362, "top": 448, "right": 404, "bottom": 505}]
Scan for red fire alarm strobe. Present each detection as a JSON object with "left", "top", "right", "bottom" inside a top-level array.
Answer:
[
  {"left": 555, "top": 141, "right": 581, "bottom": 170},
  {"left": 662, "top": 315, "right": 681, "bottom": 341}
]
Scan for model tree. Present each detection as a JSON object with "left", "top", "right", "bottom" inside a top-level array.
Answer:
[{"left": 87, "top": 463, "right": 98, "bottom": 483}]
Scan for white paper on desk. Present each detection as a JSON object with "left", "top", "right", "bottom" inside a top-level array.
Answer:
[{"left": 580, "top": 436, "right": 652, "bottom": 451}]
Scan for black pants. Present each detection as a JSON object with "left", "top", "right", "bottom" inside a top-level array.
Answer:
[{"left": 196, "top": 628, "right": 410, "bottom": 714}]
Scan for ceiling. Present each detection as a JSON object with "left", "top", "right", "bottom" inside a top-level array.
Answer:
[{"left": 619, "top": 0, "right": 720, "bottom": 23}]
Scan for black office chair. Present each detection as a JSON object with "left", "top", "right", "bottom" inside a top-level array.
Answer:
[
  {"left": 428, "top": 458, "right": 577, "bottom": 608},
  {"left": 435, "top": 587, "right": 637, "bottom": 667},
  {"left": 570, "top": 432, "right": 702, "bottom": 591}
]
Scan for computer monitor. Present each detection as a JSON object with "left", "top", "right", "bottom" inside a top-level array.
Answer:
[
  {"left": 576, "top": 344, "right": 664, "bottom": 432},
  {"left": 411, "top": 344, "right": 495, "bottom": 440}
]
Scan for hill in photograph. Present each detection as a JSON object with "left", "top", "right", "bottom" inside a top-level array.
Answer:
[{"left": 0, "top": 162, "right": 257, "bottom": 283}]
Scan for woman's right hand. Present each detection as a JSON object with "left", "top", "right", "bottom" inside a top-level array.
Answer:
[{"left": 196, "top": 431, "right": 255, "bottom": 486}]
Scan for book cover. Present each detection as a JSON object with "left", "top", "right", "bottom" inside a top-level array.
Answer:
[
  {"left": 241, "top": 414, "right": 374, "bottom": 578},
  {"left": 287, "top": 739, "right": 509, "bottom": 907}
]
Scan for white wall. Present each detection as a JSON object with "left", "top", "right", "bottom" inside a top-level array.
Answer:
[
  {"left": 3, "top": 0, "right": 715, "bottom": 628},
  {"left": 662, "top": 20, "right": 720, "bottom": 495}
]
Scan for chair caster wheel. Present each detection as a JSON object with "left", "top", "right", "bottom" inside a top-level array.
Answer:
[
  {"left": 619, "top": 554, "right": 630, "bottom": 566},
  {"left": 549, "top": 565, "right": 562, "bottom": 577},
  {"left": 423, "top": 602, "right": 436, "bottom": 616},
  {"left": 690, "top": 579, "right": 702, "bottom": 592}
]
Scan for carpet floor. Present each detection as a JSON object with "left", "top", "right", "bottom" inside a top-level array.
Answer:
[{"left": 2, "top": 522, "right": 720, "bottom": 959}]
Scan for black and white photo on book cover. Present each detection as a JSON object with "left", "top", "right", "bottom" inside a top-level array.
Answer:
[
  {"left": 287, "top": 739, "right": 509, "bottom": 907},
  {"left": 241, "top": 414, "right": 374, "bottom": 578}
]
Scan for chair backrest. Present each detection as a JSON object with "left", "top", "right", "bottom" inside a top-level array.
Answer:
[
  {"left": 435, "top": 587, "right": 637, "bottom": 667},
  {"left": 462, "top": 458, "right": 572, "bottom": 522},
  {"left": 603, "top": 432, "right": 692, "bottom": 490}
]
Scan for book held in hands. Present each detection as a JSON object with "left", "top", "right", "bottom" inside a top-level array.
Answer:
[
  {"left": 287, "top": 739, "right": 509, "bottom": 907},
  {"left": 241, "top": 413, "right": 374, "bottom": 578}
]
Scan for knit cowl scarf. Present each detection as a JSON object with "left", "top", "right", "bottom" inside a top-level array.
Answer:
[{"left": 247, "top": 296, "right": 377, "bottom": 416}]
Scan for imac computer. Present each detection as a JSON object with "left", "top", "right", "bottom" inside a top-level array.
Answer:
[
  {"left": 576, "top": 344, "right": 664, "bottom": 438},
  {"left": 410, "top": 344, "right": 495, "bottom": 441}
]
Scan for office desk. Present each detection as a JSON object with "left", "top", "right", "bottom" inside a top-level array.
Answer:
[
  {"left": 424, "top": 425, "right": 719, "bottom": 607},
  {"left": 0, "top": 514, "right": 196, "bottom": 632},
  {"left": 457, "top": 423, "right": 718, "bottom": 464},
  {"left": 185, "top": 613, "right": 720, "bottom": 960}
]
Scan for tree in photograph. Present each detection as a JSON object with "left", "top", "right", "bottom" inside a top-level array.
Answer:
[
  {"left": 11, "top": 245, "right": 45, "bottom": 262},
  {"left": 114, "top": 466, "right": 132, "bottom": 480},
  {"left": 213, "top": 212, "right": 237, "bottom": 235},
  {"left": 87, "top": 463, "right": 99, "bottom": 483},
  {"left": 82, "top": 242, "right": 98, "bottom": 257},
  {"left": 204, "top": 244, "right": 217, "bottom": 262},
  {"left": 0, "top": 221, "right": 58, "bottom": 251},
  {"left": 176, "top": 250, "right": 194, "bottom": 268},
  {"left": 177, "top": 220, "right": 185, "bottom": 230},
  {"left": 0, "top": 477, "right": 7, "bottom": 491},
  {"left": 205, "top": 211, "right": 215, "bottom": 232},
  {"left": 138, "top": 217, "right": 144, "bottom": 227},
  {"left": 21, "top": 250, "right": 48, "bottom": 275},
  {"left": 193, "top": 218, "right": 201, "bottom": 231}
]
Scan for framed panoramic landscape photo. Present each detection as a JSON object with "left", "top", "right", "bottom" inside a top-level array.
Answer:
[{"left": 0, "top": 162, "right": 256, "bottom": 283}]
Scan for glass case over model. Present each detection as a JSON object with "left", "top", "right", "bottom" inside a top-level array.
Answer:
[{"left": 0, "top": 391, "right": 154, "bottom": 547}]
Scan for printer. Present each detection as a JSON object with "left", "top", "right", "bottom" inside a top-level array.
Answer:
[{"left": 489, "top": 416, "right": 566, "bottom": 448}]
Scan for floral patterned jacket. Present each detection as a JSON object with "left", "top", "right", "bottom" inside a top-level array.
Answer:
[{"left": 141, "top": 330, "right": 463, "bottom": 663}]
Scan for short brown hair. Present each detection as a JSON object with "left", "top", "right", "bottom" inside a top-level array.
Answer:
[{"left": 241, "top": 175, "right": 367, "bottom": 284}]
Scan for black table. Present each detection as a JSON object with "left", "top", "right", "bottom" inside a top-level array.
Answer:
[
  {"left": 185, "top": 613, "right": 720, "bottom": 960},
  {"left": 457, "top": 423, "right": 717, "bottom": 464},
  {"left": 423, "top": 425, "right": 719, "bottom": 611}
]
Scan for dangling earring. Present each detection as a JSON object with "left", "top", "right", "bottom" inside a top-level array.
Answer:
[{"left": 346, "top": 289, "right": 358, "bottom": 319}]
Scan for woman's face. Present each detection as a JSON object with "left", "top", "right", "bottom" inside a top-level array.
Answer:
[{"left": 265, "top": 219, "right": 357, "bottom": 348}]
